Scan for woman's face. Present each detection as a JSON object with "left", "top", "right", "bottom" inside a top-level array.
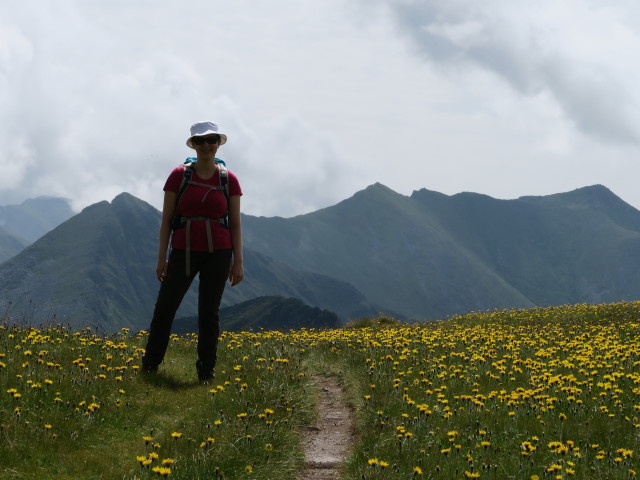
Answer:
[{"left": 192, "top": 135, "right": 220, "bottom": 155}]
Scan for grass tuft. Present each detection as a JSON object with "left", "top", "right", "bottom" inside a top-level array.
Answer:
[{"left": 344, "top": 314, "right": 403, "bottom": 330}]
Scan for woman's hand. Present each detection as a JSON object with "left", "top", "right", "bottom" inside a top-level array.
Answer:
[
  {"left": 228, "top": 260, "right": 244, "bottom": 286},
  {"left": 155, "top": 191, "right": 175, "bottom": 283},
  {"left": 156, "top": 258, "right": 168, "bottom": 282}
]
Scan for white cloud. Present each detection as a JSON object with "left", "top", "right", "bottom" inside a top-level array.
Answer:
[
  {"left": 1, "top": 0, "right": 640, "bottom": 218},
  {"left": 381, "top": 0, "right": 640, "bottom": 144},
  {"left": 0, "top": 0, "right": 378, "bottom": 213}
]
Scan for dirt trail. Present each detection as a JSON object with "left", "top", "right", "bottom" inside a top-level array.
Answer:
[{"left": 297, "top": 375, "right": 356, "bottom": 480}]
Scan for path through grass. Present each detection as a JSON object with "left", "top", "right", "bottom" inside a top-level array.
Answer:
[{"left": 296, "top": 374, "right": 355, "bottom": 479}]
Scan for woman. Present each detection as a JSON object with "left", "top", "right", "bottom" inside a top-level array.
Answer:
[{"left": 142, "top": 121, "right": 244, "bottom": 383}]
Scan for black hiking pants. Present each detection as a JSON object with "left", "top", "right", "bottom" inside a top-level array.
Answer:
[{"left": 142, "top": 248, "right": 232, "bottom": 378}]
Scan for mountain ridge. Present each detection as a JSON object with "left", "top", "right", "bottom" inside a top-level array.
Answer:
[
  {"left": 0, "top": 193, "right": 378, "bottom": 330},
  {"left": 2, "top": 183, "right": 640, "bottom": 331},
  {"left": 242, "top": 183, "right": 640, "bottom": 319}
]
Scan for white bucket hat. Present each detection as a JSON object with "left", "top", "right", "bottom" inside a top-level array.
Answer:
[{"left": 186, "top": 121, "right": 228, "bottom": 148}]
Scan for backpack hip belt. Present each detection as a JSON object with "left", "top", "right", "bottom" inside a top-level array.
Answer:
[{"left": 181, "top": 215, "right": 227, "bottom": 277}]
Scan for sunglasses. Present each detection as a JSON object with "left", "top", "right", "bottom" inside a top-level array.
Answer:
[{"left": 193, "top": 135, "right": 220, "bottom": 145}]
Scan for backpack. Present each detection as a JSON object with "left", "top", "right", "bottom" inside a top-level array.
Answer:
[
  {"left": 170, "top": 157, "right": 230, "bottom": 276},
  {"left": 172, "top": 157, "right": 229, "bottom": 227}
]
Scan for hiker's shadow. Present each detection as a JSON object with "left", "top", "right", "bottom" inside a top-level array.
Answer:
[{"left": 139, "top": 371, "right": 201, "bottom": 391}]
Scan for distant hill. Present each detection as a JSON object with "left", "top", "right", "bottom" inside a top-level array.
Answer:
[
  {"left": 172, "top": 296, "right": 341, "bottom": 334},
  {"left": 242, "top": 183, "right": 640, "bottom": 320},
  {"left": 0, "top": 196, "right": 74, "bottom": 243},
  {"left": 0, "top": 193, "right": 376, "bottom": 330},
  {"left": 0, "top": 226, "right": 29, "bottom": 263}
]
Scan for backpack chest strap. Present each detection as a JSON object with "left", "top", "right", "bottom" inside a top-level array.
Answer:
[
  {"left": 185, "top": 181, "right": 226, "bottom": 203},
  {"left": 186, "top": 180, "right": 225, "bottom": 189}
]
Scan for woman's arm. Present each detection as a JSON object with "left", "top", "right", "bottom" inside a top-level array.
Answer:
[
  {"left": 156, "top": 190, "right": 177, "bottom": 282},
  {"left": 227, "top": 194, "right": 244, "bottom": 286}
]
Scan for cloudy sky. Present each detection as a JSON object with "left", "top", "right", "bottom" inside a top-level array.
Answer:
[{"left": 1, "top": 0, "right": 640, "bottom": 217}]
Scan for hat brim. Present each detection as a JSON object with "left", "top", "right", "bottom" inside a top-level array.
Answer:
[{"left": 186, "top": 133, "right": 228, "bottom": 149}]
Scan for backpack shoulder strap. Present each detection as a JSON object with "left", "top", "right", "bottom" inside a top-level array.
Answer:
[
  {"left": 177, "top": 161, "right": 194, "bottom": 203},
  {"left": 217, "top": 162, "right": 229, "bottom": 202}
]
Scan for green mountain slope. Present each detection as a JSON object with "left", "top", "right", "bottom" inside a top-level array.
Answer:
[
  {"left": 224, "top": 249, "right": 380, "bottom": 321},
  {"left": 0, "top": 194, "right": 376, "bottom": 330},
  {"left": 0, "top": 194, "right": 162, "bottom": 330},
  {"left": 242, "top": 183, "right": 533, "bottom": 320},
  {"left": 242, "top": 183, "right": 640, "bottom": 320},
  {"left": 411, "top": 184, "right": 640, "bottom": 305}
]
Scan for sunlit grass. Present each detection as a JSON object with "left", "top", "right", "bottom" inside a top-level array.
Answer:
[
  {"left": 0, "top": 327, "right": 313, "bottom": 479},
  {"left": 2, "top": 302, "right": 640, "bottom": 479},
  {"left": 329, "top": 303, "right": 640, "bottom": 479}
]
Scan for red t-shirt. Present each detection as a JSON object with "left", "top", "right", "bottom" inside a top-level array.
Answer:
[{"left": 164, "top": 164, "right": 242, "bottom": 251}]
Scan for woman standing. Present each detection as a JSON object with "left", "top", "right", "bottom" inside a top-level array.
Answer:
[{"left": 142, "top": 121, "right": 244, "bottom": 383}]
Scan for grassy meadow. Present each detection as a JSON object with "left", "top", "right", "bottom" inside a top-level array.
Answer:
[{"left": 1, "top": 302, "right": 640, "bottom": 479}]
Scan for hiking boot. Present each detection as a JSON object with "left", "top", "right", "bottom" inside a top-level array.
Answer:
[
  {"left": 141, "top": 363, "right": 159, "bottom": 374},
  {"left": 196, "top": 359, "right": 214, "bottom": 384}
]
